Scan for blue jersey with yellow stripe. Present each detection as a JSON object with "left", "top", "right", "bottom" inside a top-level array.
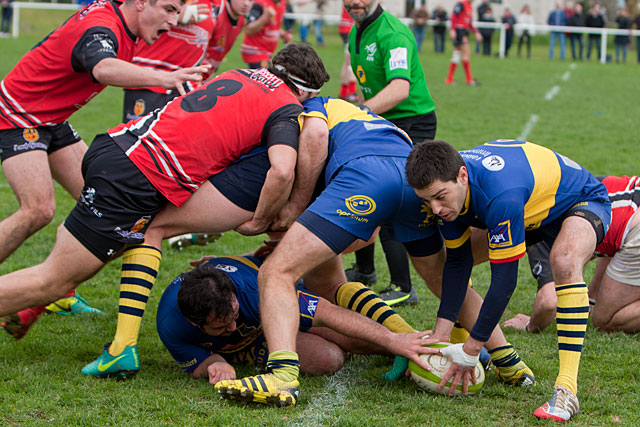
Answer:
[
  {"left": 300, "top": 97, "right": 413, "bottom": 183},
  {"left": 441, "top": 140, "right": 608, "bottom": 263}
]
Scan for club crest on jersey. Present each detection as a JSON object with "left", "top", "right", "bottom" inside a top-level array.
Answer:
[
  {"left": 217, "top": 35, "right": 225, "bottom": 47},
  {"left": 215, "top": 264, "right": 238, "bottom": 273},
  {"left": 482, "top": 155, "right": 505, "bottom": 171},
  {"left": 488, "top": 220, "right": 513, "bottom": 248},
  {"left": 356, "top": 65, "right": 366, "bottom": 83},
  {"left": 345, "top": 195, "right": 376, "bottom": 215},
  {"left": 365, "top": 42, "right": 377, "bottom": 61},
  {"left": 23, "top": 128, "right": 39, "bottom": 142},
  {"left": 420, "top": 203, "right": 436, "bottom": 228},
  {"left": 134, "top": 99, "right": 146, "bottom": 117},
  {"left": 131, "top": 215, "right": 151, "bottom": 233}
]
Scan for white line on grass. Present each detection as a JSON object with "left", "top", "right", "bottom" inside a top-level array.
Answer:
[
  {"left": 518, "top": 114, "right": 539, "bottom": 141},
  {"left": 545, "top": 85, "right": 560, "bottom": 101},
  {"left": 562, "top": 71, "right": 571, "bottom": 81}
]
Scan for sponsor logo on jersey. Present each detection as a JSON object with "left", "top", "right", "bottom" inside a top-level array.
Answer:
[
  {"left": 356, "top": 65, "right": 366, "bottom": 83},
  {"left": 131, "top": 215, "right": 151, "bottom": 233},
  {"left": 345, "top": 195, "right": 376, "bottom": 215},
  {"left": 217, "top": 35, "right": 225, "bottom": 47},
  {"left": 389, "top": 47, "right": 408, "bottom": 70},
  {"left": 23, "top": 128, "right": 39, "bottom": 142},
  {"left": 488, "top": 220, "right": 513, "bottom": 248},
  {"left": 482, "top": 155, "right": 505, "bottom": 171},
  {"left": 215, "top": 264, "right": 239, "bottom": 273},
  {"left": 558, "top": 153, "right": 582, "bottom": 170},
  {"left": 420, "top": 203, "right": 437, "bottom": 227},
  {"left": 365, "top": 42, "right": 377, "bottom": 61},
  {"left": 134, "top": 99, "right": 146, "bottom": 117}
]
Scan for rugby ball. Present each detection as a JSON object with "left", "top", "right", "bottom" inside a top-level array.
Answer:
[{"left": 408, "top": 342, "right": 485, "bottom": 396}]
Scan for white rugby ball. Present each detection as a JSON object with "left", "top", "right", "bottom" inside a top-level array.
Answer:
[{"left": 408, "top": 342, "right": 485, "bottom": 396}]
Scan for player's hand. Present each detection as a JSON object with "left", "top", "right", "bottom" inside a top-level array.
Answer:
[
  {"left": 281, "top": 29, "right": 293, "bottom": 44},
  {"left": 439, "top": 343, "right": 479, "bottom": 396},
  {"left": 189, "top": 255, "right": 217, "bottom": 266},
  {"left": 265, "top": 6, "right": 276, "bottom": 19},
  {"left": 235, "top": 219, "right": 269, "bottom": 236},
  {"left": 475, "top": 32, "right": 483, "bottom": 42},
  {"left": 271, "top": 202, "right": 305, "bottom": 231},
  {"left": 208, "top": 361, "right": 236, "bottom": 385},
  {"left": 502, "top": 313, "right": 530, "bottom": 331},
  {"left": 180, "top": 3, "right": 210, "bottom": 24},
  {"left": 253, "top": 239, "right": 280, "bottom": 258},
  {"left": 387, "top": 330, "right": 436, "bottom": 373},
  {"left": 163, "top": 65, "right": 211, "bottom": 96},
  {"left": 449, "top": 29, "right": 456, "bottom": 40}
]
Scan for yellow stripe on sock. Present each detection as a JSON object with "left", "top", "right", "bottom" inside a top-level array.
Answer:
[{"left": 555, "top": 282, "right": 588, "bottom": 396}]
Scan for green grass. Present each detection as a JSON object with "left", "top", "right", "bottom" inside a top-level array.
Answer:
[{"left": 1, "top": 20, "right": 640, "bottom": 426}]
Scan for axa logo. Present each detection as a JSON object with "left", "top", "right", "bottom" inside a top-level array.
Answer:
[
  {"left": 345, "top": 195, "right": 376, "bottom": 215},
  {"left": 365, "top": 42, "right": 376, "bottom": 61},
  {"left": 488, "top": 220, "right": 512, "bottom": 248},
  {"left": 307, "top": 299, "right": 317, "bottom": 316}
]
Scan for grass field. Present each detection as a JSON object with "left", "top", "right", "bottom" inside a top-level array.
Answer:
[{"left": 1, "top": 16, "right": 639, "bottom": 426}]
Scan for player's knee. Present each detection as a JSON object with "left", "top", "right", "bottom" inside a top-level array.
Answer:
[
  {"left": 549, "top": 252, "right": 580, "bottom": 284},
  {"left": 21, "top": 201, "right": 56, "bottom": 231},
  {"left": 591, "top": 306, "right": 614, "bottom": 331},
  {"left": 319, "top": 346, "right": 346, "bottom": 374},
  {"left": 537, "top": 287, "right": 558, "bottom": 313}
]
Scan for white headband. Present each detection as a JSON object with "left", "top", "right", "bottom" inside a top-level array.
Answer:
[{"left": 274, "top": 64, "right": 321, "bottom": 93}]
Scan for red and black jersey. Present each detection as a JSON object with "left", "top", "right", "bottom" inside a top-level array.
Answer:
[
  {"left": 451, "top": 1, "right": 475, "bottom": 31},
  {"left": 129, "top": 0, "right": 215, "bottom": 94},
  {"left": 596, "top": 175, "right": 640, "bottom": 256},
  {"left": 338, "top": 7, "right": 354, "bottom": 35},
  {"left": 206, "top": 0, "right": 245, "bottom": 72},
  {"left": 109, "top": 68, "right": 301, "bottom": 207},
  {"left": 0, "top": 0, "right": 136, "bottom": 129},
  {"left": 241, "top": 0, "right": 285, "bottom": 64}
]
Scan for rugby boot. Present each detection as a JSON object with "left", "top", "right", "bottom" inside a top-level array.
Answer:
[{"left": 215, "top": 372, "right": 299, "bottom": 408}]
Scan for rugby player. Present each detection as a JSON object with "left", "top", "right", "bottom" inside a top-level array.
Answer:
[
  {"left": 0, "top": 44, "right": 329, "bottom": 377},
  {"left": 445, "top": 0, "right": 481, "bottom": 85},
  {"left": 241, "top": 0, "right": 290, "bottom": 68},
  {"left": 406, "top": 140, "right": 611, "bottom": 421},
  {"left": 214, "top": 98, "right": 533, "bottom": 407},
  {"left": 157, "top": 255, "right": 433, "bottom": 386},
  {"left": 504, "top": 175, "right": 640, "bottom": 334},
  {"left": 0, "top": 0, "right": 209, "bottom": 266}
]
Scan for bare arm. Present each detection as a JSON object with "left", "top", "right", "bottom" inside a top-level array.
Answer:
[
  {"left": 361, "top": 78, "right": 410, "bottom": 115},
  {"left": 92, "top": 58, "right": 210, "bottom": 95},
  {"left": 235, "top": 144, "right": 297, "bottom": 236},
  {"left": 272, "top": 116, "right": 329, "bottom": 231},
  {"left": 245, "top": 6, "right": 275, "bottom": 35},
  {"left": 190, "top": 353, "right": 236, "bottom": 384}
]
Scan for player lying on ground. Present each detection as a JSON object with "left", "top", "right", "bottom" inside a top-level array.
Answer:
[
  {"left": 0, "top": 0, "right": 209, "bottom": 267},
  {"left": 214, "top": 98, "right": 534, "bottom": 408},
  {"left": 0, "top": 44, "right": 329, "bottom": 377},
  {"left": 503, "top": 175, "right": 640, "bottom": 334},
  {"left": 157, "top": 255, "right": 433, "bottom": 388},
  {"left": 406, "top": 139, "right": 611, "bottom": 421}
]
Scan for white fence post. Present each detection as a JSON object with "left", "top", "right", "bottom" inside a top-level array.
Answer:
[
  {"left": 498, "top": 23, "right": 506, "bottom": 59},
  {"left": 600, "top": 29, "right": 607, "bottom": 64},
  {"left": 11, "top": 2, "right": 20, "bottom": 39}
]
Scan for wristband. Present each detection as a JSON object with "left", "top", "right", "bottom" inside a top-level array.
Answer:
[
  {"left": 524, "top": 321, "right": 531, "bottom": 333},
  {"left": 589, "top": 298, "right": 596, "bottom": 306},
  {"left": 440, "top": 343, "right": 480, "bottom": 367},
  {"left": 357, "top": 104, "right": 371, "bottom": 113}
]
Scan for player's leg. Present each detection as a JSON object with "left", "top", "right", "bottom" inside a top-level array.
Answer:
[
  {"left": 296, "top": 330, "right": 347, "bottom": 375},
  {"left": 48, "top": 139, "right": 87, "bottom": 200},
  {"left": 535, "top": 215, "right": 599, "bottom": 421},
  {"left": 460, "top": 39, "right": 477, "bottom": 85},
  {"left": 0, "top": 150, "right": 56, "bottom": 264}
]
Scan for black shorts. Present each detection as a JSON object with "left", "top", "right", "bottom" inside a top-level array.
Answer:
[
  {"left": 526, "top": 241, "right": 554, "bottom": 290},
  {"left": 389, "top": 110, "right": 437, "bottom": 143},
  {"left": 453, "top": 28, "right": 469, "bottom": 47},
  {"left": 339, "top": 33, "right": 349, "bottom": 44},
  {"left": 122, "top": 89, "right": 179, "bottom": 123},
  {"left": 0, "top": 121, "right": 82, "bottom": 162},
  {"left": 64, "top": 133, "right": 167, "bottom": 262},
  {"left": 208, "top": 147, "right": 270, "bottom": 212}
]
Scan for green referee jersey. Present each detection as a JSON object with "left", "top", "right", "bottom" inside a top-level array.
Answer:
[{"left": 349, "top": 6, "right": 435, "bottom": 120}]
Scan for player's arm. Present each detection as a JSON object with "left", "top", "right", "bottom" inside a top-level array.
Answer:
[
  {"left": 235, "top": 105, "right": 301, "bottom": 236},
  {"left": 272, "top": 115, "right": 329, "bottom": 231},
  {"left": 244, "top": 3, "right": 272, "bottom": 35},
  {"left": 191, "top": 353, "right": 236, "bottom": 384},
  {"left": 361, "top": 79, "right": 409, "bottom": 115}
]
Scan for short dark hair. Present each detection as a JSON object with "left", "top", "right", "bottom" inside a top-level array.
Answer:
[
  {"left": 177, "top": 264, "right": 235, "bottom": 327},
  {"left": 406, "top": 140, "right": 465, "bottom": 190},
  {"left": 269, "top": 43, "right": 330, "bottom": 93}
]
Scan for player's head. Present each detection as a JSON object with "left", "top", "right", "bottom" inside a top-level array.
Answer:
[
  {"left": 270, "top": 43, "right": 330, "bottom": 101},
  {"left": 177, "top": 264, "right": 239, "bottom": 336},
  {"left": 344, "top": 0, "right": 380, "bottom": 24},
  {"left": 228, "top": 0, "right": 254, "bottom": 19},
  {"left": 133, "top": 0, "right": 185, "bottom": 45},
  {"left": 406, "top": 140, "right": 468, "bottom": 221}
]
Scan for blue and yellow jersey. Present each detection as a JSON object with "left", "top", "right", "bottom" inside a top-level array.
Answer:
[
  {"left": 440, "top": 140, "right": 608, "bottom": 263},
  {"left": 299, "top": 96, "right": 413, "bottom": 183}
]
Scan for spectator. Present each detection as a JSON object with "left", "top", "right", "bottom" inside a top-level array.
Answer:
[
  {"left": 0, "top": 0, "right": 12, "bottom": 36},
  {"left": 432, "top": 5, "right": 448, "bottom": 53},
  {"left": 502, "top": 8, "right": 516, "bottom": 57},
  {"left": 517, "top": 4, "right": 535, "bottom": 58},
  {"left": 548, "top": 1, "right": 568, "bottom": 60},
  {"left": 283, "top": 0, "right": 295, "bottom": 32},
  {"left": 585, "top": 3, "right": 605, "bottom": 61},
  {"left": 475, "top": 0, "right": 489, "bottom": 54},
  {"left": 479, "top": 6, "right": 495, "bottom": 56},
  {"left": 614, "top": 8, "right": 631, "bottom": 63},
  {"left": 633, "top": 10, "right": 640, "bottom": 63},
  {"left": 313, "top": 0, "right": 326, "bottom": 47},
  {"left": 568, "top": 2, "right": 584, "bottom": 60},
  {"left": 411, "top": 3, "right": 429, "bottom": 53}
]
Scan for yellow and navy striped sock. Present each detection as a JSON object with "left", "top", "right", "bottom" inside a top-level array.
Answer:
[
  {"left": 335, "top": 282, "right": 415, "bottom": 333},
  {"left": 555, "top": 282, "right": 589, "bottom": 395},
  {"left": 109, "top": 245, "right": 161, "bottom": 356},
  {"left": 489, "top": 344, "right": 521, "bottom": 373},
  {"left": 450, "top": 323, "right": 470, "bottom": 344},
  {"left": 266, "top": 350, "right": 299, "bottom": 383}
]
